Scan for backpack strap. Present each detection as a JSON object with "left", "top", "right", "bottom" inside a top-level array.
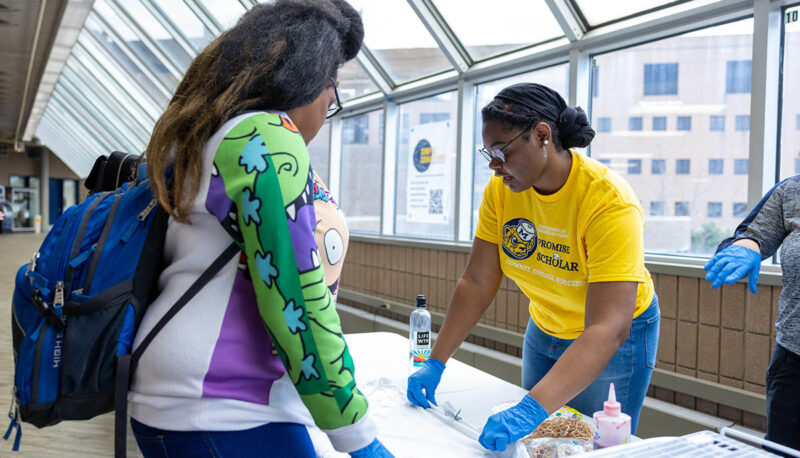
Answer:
[{"left": 114, "top": 241, "right": 240, "bottom": 458}]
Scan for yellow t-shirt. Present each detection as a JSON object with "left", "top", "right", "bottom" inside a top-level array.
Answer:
[{"left": 475, "top": 150, "right": 654, "bottom": 339}]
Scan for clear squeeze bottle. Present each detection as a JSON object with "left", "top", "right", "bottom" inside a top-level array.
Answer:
[
  {"left": 409, "top": 294, "right": 431, "bottom": 374},
  {"left": 592, "top": 383, "right": 631, "bottom": 449}
]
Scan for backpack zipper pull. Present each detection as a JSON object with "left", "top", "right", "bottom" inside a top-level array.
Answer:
[
  {"left": 53, "top": 281, "right": 65, "bottom": 315},
  {"left": 138, "top": 199, "right": 157, "bottom": 221},
  {"left": 25, "top": 252, "right": 40, "bottom": 283},
  {"left": 4, "top": 391, "right": 22, "bottom": 451}
]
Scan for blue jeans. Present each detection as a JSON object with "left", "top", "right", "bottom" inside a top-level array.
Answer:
[
  {"left": 522, "top": 295, "right": 660, "bottom": 434},
  {"left": 130, "top": 418, "right": 315, "bottom": 458}
]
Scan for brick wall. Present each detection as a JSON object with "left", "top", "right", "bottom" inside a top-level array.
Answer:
[{"left": 340, "top": 240, "right": 775, "bottom": 431}]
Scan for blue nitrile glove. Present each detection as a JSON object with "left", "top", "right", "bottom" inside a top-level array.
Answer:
[
  {"left": 479, "top": 395, "right": 548, "bottom": 452},
  {"left": 406, "top": 357, "right": 446, "bottom": 408},
  {"left": 704, "top": 244, "right": 762, "bottom": 294},
  {"left": 349, "top": 438, "right": 394, "bottom": 458}
]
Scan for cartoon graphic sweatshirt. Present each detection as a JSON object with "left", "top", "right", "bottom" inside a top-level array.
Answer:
[{"left": 128, "top": 111, "right": 375, "bottom": 453}]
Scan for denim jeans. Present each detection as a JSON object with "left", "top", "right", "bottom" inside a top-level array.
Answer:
[
  {"left": 765, "top": 343, "right": 800, "bottom": 456},
  {"left": 521, "top": 295, "right": 660, "bottom": 434},
  {"left": 130, "top": 418, "right": 316, "bottom": 458}
]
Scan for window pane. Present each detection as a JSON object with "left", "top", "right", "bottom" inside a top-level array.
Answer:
[
  {"left": 308, "top": 123, "right": 331, "bottom": 184},
  {"left": 710, "top": 115, "right": 725, "bottom": 131},
  {"left": 735, "top": 115, "right": 750, "bottom": 131},
  {"left": 591, "top": 19, "right": 753, "bottom": 255},
  {"left": 200, "top": 0, "right": 247, "bottom": 30},
  {"left": 347, "top": 0, "right": 452, "bottom": 83},
  {"left": 676, "top": 159, "right": 690, "bottom": 174},
  {"left": 574, "top": 0, "right": 682, "bottom": 27},
  {"left": 709, "top": 159, "right": 723, "bottom": 175},
  {"left": 151, "top": 0, "right": 214, "bottom": 51},
  {"left": 628, "top": 159, "right": 642, "bottom": 174},
  {"left": 650, "top": 201, "right": 665, "bottom": 216},
  {"left": 338, "top": 59, "right": 379, "bottom": 102},
  {"left": 431, "top": 0, "right": 563, "bottom": 61},
  {"left": 83, "top": 14, "right": 169, "bottom": 103},
  {"left": 734, "top": 158, "right": 749, "bottom": 175},
  {"left": 733, "top": 202, "right": 747, "bottom": 218},
  {"left": 395, "top": 91, "right": 458, "bottom": 239},
  {"left": 597, "top": 117, "right": 611, "bottom": 132},
  {"left": 708, "top": 202, "right": 722, "bottom": 218},
  {"left": 339, "top": 111, "right": 383, "bottom": 232},
  {"left": 112, "top": 0, "right": 193, "bottom": 69},
  {"left": 780, "top": 5, "right": 800, "bottom": 181},
  {"left": 93, "top": 0, "right": 181, "bottom": 89},
  {"left": 472, "top": 64, "right": 569, "bottom": 235},
  {"left": 643, "top": 63, "right": 678, "bottom": 95},
  {"left": 652, "top": 159, "right": 665, "bottom": 174},
  {"left": 726, "top": 60, "right": 752, "bottom": 94}
]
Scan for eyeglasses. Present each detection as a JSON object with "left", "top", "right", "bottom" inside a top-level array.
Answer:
[
  {"left": 327, "top": 78, "right": 342, "bottom": 119},
  {"left": 478, "top": 123, "right": 533, "bottom": 163}
]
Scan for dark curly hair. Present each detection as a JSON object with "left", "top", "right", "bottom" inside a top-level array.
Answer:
[
  {"left": 481, "top": 83, "right": 595, "bottom": 151},
  {"left": 147, "top": 0, "right": 363, "bottom": 222}
]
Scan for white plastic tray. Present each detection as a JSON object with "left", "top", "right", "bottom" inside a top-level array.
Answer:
[{"left": 581, "top": 430, "right": 798, "bottom": 457}]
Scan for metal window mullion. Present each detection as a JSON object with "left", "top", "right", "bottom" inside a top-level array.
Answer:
[
  {"left": 747, "top": 0, "right": 781, "bottom": 207},
  {"left": 137, "top": 0, "right": 199, "bottom": 58},
  {"left": 380, "top": 101, "right": 399, "bottom": 236},
  {"left": 64, "top": 59, "right": 154, "bottom": 142},
  {"left": 356, "top": 46, "right": 394, "bottom": 95},
  {"left": 237, "top": 0, "right": 252, "bottom": 11},
  {"left": 182, "top": 0, "right": 223, "bottom": 36},
  {"left": 106, "top": 0, "right": 185, "bottom": 81},
  {"left": 545, "top": 0, "right": 586, "bottom": 42},
  {"left": 58, "top": 76, "right": 143, "bottom": 153},
  {"left": 568, "top": 48, "right": 591, "bottom": 157},
  {"left": 407, "top": 0, "right": 471, "bottom": 73},
  {"left": 328, "top": 116, "right": 343, "bottom": 201},
  {"left": 82, "top": 19, "right": 173, "bottom": 102},
  {"left": 72, "top": 41, "right": 160, "bottom": 125},
  {"left": 49, "top": 90, "right": 118, "bottom": 154},
  {"left": 455, "top": 79, "right": 475, "bottom": 242}
]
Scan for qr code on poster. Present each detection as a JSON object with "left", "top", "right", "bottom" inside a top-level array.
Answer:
[{"left": 428, "top": 189, "right": 443, "bottom": 215}]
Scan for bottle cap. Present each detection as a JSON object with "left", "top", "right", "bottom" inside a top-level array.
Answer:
[
  {"left": 603, "top": 383, "right": 621, "bottom": 416},
  {"left": 416, "top": 294, "right": 426, "bottom": 308}
]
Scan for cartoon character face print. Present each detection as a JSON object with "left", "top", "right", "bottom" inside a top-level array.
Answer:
[
  {"left": 502, "top": 218, "right": 538, "bottom": 260},
  {"left": 311, "top": 172, "right": 348, "bottom": 300}
]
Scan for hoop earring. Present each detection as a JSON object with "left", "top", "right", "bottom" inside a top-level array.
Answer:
[{"left": 543, "top": 139, "right": 549, "bottom": 159}]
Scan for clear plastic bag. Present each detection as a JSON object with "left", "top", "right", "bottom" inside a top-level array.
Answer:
[{"left": 523, "top": 438, "right": 592, "bottom": 457}]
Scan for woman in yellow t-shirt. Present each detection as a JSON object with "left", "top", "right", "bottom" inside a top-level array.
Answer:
[{"left": 407, "top": 83, "right": 660, "bottom": 452}]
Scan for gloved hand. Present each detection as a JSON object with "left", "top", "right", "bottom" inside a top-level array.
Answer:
[
  {"left": 349, "top": 438, "right": 394, "bottom": 458},
  {"left": 704, "top": 244, "right": 762, "bottom": 294},
  {"left": 479, "top": 394, "right": 548, "bottom": 452},
  {"left": 406, "top": 357, "right": 445, "bottom": 408}
]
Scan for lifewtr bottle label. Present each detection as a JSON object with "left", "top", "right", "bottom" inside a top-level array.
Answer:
[{"left": 412, "top": 331, "right": 430, "bottom": 367}]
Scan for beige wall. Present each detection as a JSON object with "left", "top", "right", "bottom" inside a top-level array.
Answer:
[
  {"left": 339, "top": 240, "right": 776, "bottom": 431},
  {"left": 1, "top": 151, "right": 88, "bottom": 202}
]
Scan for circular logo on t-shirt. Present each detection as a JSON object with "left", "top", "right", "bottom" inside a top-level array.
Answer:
[
  {"left": 502, "top": 218, "right": 538, "bottom": 260},
  {"left": 413, "top": 139, "right": 432, "bottom": 173}
]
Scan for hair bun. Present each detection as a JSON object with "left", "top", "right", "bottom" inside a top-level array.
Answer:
[
  {"left": 329, "top": 0, "right": 364, "bottom": 61},
  {"left": 557, "top": 106, "right": 595, "bottom": 148}
]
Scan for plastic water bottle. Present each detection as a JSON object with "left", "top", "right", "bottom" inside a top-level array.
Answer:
[
  {"left": 592, "top": 383, "right": 631, "bottom": 449},
  {"left": 409, "top": 294, "right": 431, "bottom": 374}
]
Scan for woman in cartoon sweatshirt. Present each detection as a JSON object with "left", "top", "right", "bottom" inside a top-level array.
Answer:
[{"left": 127, "top": 1, "right": 391, "bottom": 457}]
